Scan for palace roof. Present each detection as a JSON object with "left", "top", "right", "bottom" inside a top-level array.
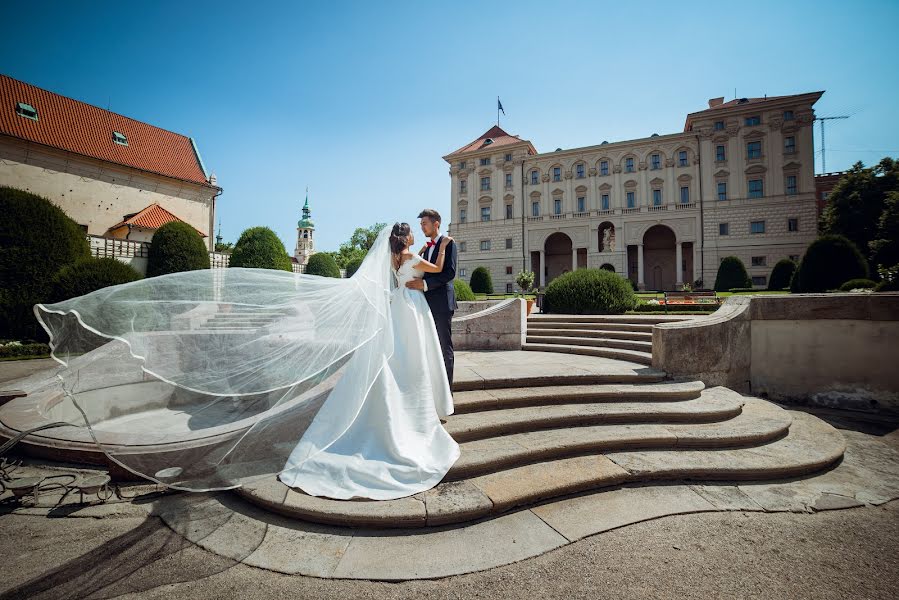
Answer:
[
  {"left": 0, "top": 73, "right": 216, "bottom": 187},
  {"left": 444, "top": 125, "right": 537, "bottom": 160}
]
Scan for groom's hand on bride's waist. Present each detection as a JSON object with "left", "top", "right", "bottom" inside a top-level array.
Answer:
[{"left": 405, "top": 279, "right": 425, "bottom": 290}]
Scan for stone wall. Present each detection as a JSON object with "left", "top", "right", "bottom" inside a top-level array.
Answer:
[
  {"left": 653, "top": 293, "right": 899, "bottom": 412},
  {"left": 452, "top": 299, "right": 525, "bottom": 351}
]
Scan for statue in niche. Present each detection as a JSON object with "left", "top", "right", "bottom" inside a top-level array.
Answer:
[{"left": 599, "top": 224, "right": 615, "bottom": 252}]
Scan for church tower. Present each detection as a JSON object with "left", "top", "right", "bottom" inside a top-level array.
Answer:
[{"left": 294, "top": 190, "right": 316, "bottom": 265}]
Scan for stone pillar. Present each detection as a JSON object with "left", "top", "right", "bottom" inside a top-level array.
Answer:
[
  {"left": 637, "top": 243, "right": 645, "bottom": 290},
  {"left": 676, "top": 241, "right": 683, "bottom": 287},
  {"left": 539, "top": 249, "right": 546, "bottom": 288},
  {"left": 572, "top": 247, "right": 578, "bottom": 271}
]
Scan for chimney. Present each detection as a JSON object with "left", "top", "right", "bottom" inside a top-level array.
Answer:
[{"left": 708, "top": 97, "right": 725, "bottom": 108}]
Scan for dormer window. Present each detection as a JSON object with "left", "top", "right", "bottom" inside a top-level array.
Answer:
[
  {"left": 15, "top": 102, "right": 38, "bottom": 121},
  {"left": 483, "top": 138, "right": 494, "bottom": 146},
  {"left": 112, "top": 131, "right": 128, "bottom": 146}
]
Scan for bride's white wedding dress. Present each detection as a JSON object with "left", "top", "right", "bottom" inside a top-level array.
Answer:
[{"left": 277, "top": 252, "right": 461, "bottom": 500}]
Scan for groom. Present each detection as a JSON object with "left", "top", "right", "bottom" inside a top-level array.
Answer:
[{"left": 405, "top": 209, "right": 458, "bottom": 386}]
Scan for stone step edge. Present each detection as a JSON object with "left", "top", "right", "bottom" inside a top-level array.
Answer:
[
  {"left": 452, "top": 381, "right": 705, "bottom": 413},
  {"left": 523, "top": 328, "right": 653, "bottom": 340},
  {"left": 528, "top": 315, "right": 692, "bottom": 323},
  {"left": 446, "top": 391, "right": 744, "bottom": 443},
  {"left": 234, "top": 401, "right": 841, "bottom": 529},
  {"left": 452, "top": 369, "right": 665, "bottom": 392},
  {"left": 522, "top": 343, "right": 653, "bottom": 365},
  {"left": 528, "top": 322, "right": 655, "bottom": 332},
  {"left": 525, "top": 336, "right": 652, "bottom": 350}
]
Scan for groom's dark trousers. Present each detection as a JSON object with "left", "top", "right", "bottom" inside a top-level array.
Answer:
[{"left": 422, "top": 236, "right": 458, "bottom": 387}]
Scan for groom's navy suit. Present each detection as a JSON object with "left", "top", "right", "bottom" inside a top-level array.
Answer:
[{"left": 421, "top": 235, "right": 458, "bottom": 386}]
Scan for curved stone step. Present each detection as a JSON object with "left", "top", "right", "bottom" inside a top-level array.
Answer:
[
  {"left": 522, "top": 342, "right": 653, "bottom": 365},
  {"left": 234, "top": 398, "right": 841, "bottom": 529},
  {"left": 452, "top": 380, "right": 705, "bottom": 413},
  {"left": 446, "top": 387, "right": 742, "bottom": 442},
  {"left": 525, "top": 335, "right": 652, "bottom": 353},
  {"left": 523, "top": 328, "right": 653, "bottom": 341},
  {"left": 446, "top": 393, "right": 781, "bottom": 478},
  {"left": 453, "top": 362, "right": 665, "bottom": 391},
  {"left": 528, "top": 315, "right": 694, "bottom": 324}
]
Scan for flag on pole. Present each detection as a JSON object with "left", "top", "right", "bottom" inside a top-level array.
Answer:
[{"left": 497, "top": 97, "right": 505, "bottom": 115}]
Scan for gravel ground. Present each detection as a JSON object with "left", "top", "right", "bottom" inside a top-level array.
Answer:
[{"left": 0, "top": 500, "right": 896, "bottom": 600}]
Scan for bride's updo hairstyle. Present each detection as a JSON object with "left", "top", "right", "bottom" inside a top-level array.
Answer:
[{"left": 389, "top": 222, "right": 411, "bottom": 255}]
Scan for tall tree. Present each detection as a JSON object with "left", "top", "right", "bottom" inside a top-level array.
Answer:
[
  {"left": 331, "top": 223, "right": 387, "bottom": 268},
  {"left": 869, "top": 191, "right": 899, "bottom": 272},
  {"left": 820, "top": 157, "right": 899, "bottom": 270}
]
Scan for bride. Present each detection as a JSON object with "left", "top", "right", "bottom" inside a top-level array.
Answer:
[
  {"left": 277, "top": 223, "right": 460, "bottom": 499},
  {"left": 30, "top": 222, "right": 461, "bottom": 500}
]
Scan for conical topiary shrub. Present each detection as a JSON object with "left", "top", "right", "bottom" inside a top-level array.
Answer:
[
  {"left": 305, "top": 253, "right": 341, "bottom": 278},
  {"left": 767, "top": 259, "right": 797, "bottom": 291},
  {"left": 714, "top": 256, "right": 752, "bottom": 292},
  {"left": 229, "top": 226, "right": 292, "bottom": 271},
  {"left": 0, "top": 187, "right": 91, "bottom": 340},
  {"left": 793, "top": 235, "right": 869, "bottom": 293},
  {"left": 470, "top": 266, "right": 493, "bottom": 294},
  {"left": 146, "top": 221, "right": 210, "bottom": 277},
  {"left": 453, "top": 278, "right": 476, "bottom": 301}
]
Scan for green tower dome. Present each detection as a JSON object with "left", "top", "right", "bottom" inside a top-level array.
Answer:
[{"left": 298, "top": 194, "right": 315, "bottom": 229}]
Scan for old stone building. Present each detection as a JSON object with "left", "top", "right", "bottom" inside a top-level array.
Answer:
[
  {"left": 0, "top": 74, "right": 222, "bottom": 250},
  {"left": 444, "top": 91, "right": 823, "bottom": 292}
]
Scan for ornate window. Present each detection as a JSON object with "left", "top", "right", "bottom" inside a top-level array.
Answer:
[
  {"left": 459, "top": 179, "right": 467, "bottom": 194},
  {"left": 625, "top": 157, "right": 635, "bottom": 173},
  {"left": 577, "top": 196, "right": 586, "bottom": 212},
  {"left": 650, "top": 154, "right": 661, "bottom": 170},
  {"left": 680, "top": 186, "right": 690, "bottom": 204},
  {"left": 784, "top": 136, "right": 796, "bottom": 154},
  {"left": 716, "top": 145, "right": 726, "bottom": 161},
  {"left": 652, "top": 189, "right": 662, "bottom": 206},
  {"left": 678, "top": 150, "right": 688, "bottom": 167},
  {"left": 745, "top": 115, "right": 761, "bottom": 126},
  {"left": 600, "top": 160, "right": 609, "bottom": 176},
  {"left": 783, "top": 110, "right": 794, "bottom": 121},
  {"left": 504, "top": 153, "right": 513, "bottom": 161},
  {"left": 505, "top": 203, "right": 513, "bottom": 219},
  {"left": 480, "top": 157, "right": 491, "bottom": 166},
  {"left": 553, "top": 198, "right": 562, "bottom": 214},
  {"left": 505, "top": 172, "right": 513, "bottom": 188},
  {"left": 747, "top": 141, "right": 762, "bottom": 159},
  {"left": 786, "top": 175, "right": 797, "bottom": 195},
  {"left": 576, "top": 163, "right": 585, "bottom": 178},
  {"left": 714, "top": 120, "right": 725, "bottom": 130},
  {"left": 552, "top": 166, "right": 561, "bottom": 182},
  {"left": 626, "top": 191, "right": 636, "bottom": 208},
  {"left": 717, "top": 181, "right": 727, "bottom": 201},
  {"left": 601, "top": 193, "right": 610, "bottom": 210},
  {"left": 532, "top": 201, "right": 540, "bottom": 217},
  {"left": 459, "top": 208, "right": 467, "bottom": 223},
  {"left": 530, "top": 169, "right": 539, "bottom": 184},
  {"left": 748, "top": 179, "right": 764, "bottom": 198},
  {"left": 480, "top": 176, "right": 491, "bottom": 191},
  {"left": 481, "top": 206, "right": 491, "bottom": 221}
]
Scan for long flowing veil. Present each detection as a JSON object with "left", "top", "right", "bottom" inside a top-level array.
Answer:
[{"left": 28, "top": 224, "right": 396, "bottom": 491}]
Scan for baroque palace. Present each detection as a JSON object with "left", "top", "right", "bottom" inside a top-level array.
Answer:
[{"left": 444, "top": 91, "right": 823, "bottom": 292}]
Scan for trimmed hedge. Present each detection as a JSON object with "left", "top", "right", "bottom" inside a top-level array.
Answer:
[
  {"left": 768, "top": 259, "right": 797, "bottom": 291},
  {"left": 345, "top": 256, "right": 364, "bottom": 277},
  {"left": 470, "top": 267, "right": 494, "bottom": 294},
  {"left": 453, "top": 278, "right": 476, "bottom": 301},
  {"left": 0, "top": 341, "right": 50, "bottom": 359},
  {"left": 50, "top": 258, "right": 143, "bottom": 302},
  {"left": 839, "top": 278, "right": 877, "bottom": 291},
  {"left": 793, "top": 235, "right": 869, "bottom": 293},
  {"left": 0, "top": 187, "right": 91, "bottom": 341},
  {"left": 305, "top": 253, "right": 341, "bottom": 278},
  {"left": 229, "top": 227, "right": 292, "bottom": 271},
  {"left": 633, "top": 303, "right": 716, "bottom": 313},
  {"left": 714, "top": 256, "right": 751, "bottom": 292},
  {"left": 146, "top": 221, "right": 210, "bottom": 277},
  {"left": 543, "top": 269, "right": 636, "bottom": 315}
]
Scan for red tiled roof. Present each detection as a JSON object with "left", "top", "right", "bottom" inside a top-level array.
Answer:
[
  {"left": 107, "top": 203, "right": 207, "bottom": 237},
  {"left": 444, "top": 125, "right": 536, "bottom": 159},
  {"left": 0, "top": 74, "right": 214, "bottom": 186}
]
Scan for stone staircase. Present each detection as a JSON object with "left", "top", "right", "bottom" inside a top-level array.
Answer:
[
  {"left": 235, "top": 352, "right": 846, "bottom": 528},
  {"left": 197, "top": 306, "right": 294, "bottom": 332},
  {"left": 523, "top": 314, "right": 696, "bottom": 365}
]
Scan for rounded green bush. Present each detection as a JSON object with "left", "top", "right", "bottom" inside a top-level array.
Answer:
[
  {"left": 839, "top": 278, "right": 877, "bottom": 291},
  {"left": 793, "top": 235, "right": 869, "bottom": 293},
  {"left": 229, "top": 227, "right": 292, "bottom": 271},
  {"left": 469, "top": 267, "right": 494, "bottom": 294},
  {"left": 0, "top": 187, "right": 90, "bottom": 341},
  {"left": 50, "top": 258, "right": 143, "bottom": 302},
  {"left": 767, "top": 259, "right": 797, "bottom": 291},
  {"left": 146, "top": 221, "right": 210, "bottom": 277},
  {"left": 345, "top": 256, "right": 364, "bottom": 277},
  {"left": 543, "top": 269, "right": 636, "bottom": 315},
  {"left": 453, "top": 278, "right": 476, "bottom": 301},
  {"left": 305, "top": 253, "right": 341, "bottom": 278},
  {"left": 714, "top": 256, "right": 752, "bottom": 292}
]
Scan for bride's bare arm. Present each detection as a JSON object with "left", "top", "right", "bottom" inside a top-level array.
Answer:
[{"left": 414, "top": 236, "right": 453, "bottom": 273}]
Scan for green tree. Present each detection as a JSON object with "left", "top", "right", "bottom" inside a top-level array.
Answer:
[
  {"left": 869, "top": 191, "right": 899, "bottom": 274},
  {"left": 714, "top": 256, "right": 752, "bottom": 292},
  {"left": 331, "top": 223, "right": 387, "bottom": 268},
  {"left": 146, "top": 221, "right": 210, "bottom": 277},
  {"left": 0, "top": 187, "right": 90, "bottom": 340},
  {"left": 305, "top": 253, "right": 341, "bottom": 277},
  {"left": 820, "top": 158, "right": 899, "bottom": 271},
  {"left": 345, "top": 256, "right": 364, "bottom": 277},
  {"left": 214, "top": 240, "right": 234, "bottom": 253},
  {"left": 229, "top": 227, "right": 292, "bottom": 271},
  {"left": 470, "top": 266, "right": 494, "bottom": 294}
]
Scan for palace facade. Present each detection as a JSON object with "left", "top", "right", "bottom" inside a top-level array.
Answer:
[{"left": 444, "top": 91, "right": 823, "bottom": 292}]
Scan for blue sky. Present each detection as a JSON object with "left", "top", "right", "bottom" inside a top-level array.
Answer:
[{"left": 2, "top": 0, "right": 897, "bottom": 252}]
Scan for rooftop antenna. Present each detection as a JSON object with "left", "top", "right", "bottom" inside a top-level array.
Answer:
[{"left": 815, "top": 114, "right": 850, "bottom": 173}]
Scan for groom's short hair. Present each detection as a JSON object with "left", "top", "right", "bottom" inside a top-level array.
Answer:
[{"left": 418, "top": 209, "right": 441, "bottom": 225}]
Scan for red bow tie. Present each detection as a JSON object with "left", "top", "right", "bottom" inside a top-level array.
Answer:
[{"left": 426, "top": 240, "right": 437, "bottom": 248}]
